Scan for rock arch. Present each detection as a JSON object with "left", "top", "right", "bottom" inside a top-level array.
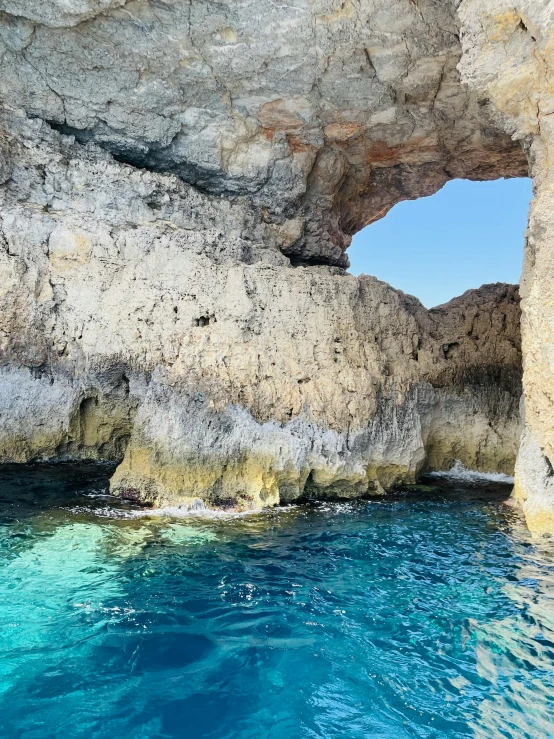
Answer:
[{"left": 0, "top": 0, "right": 551, "bottom": 530}]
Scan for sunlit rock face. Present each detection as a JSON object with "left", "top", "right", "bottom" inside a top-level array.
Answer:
[
  {"left": 0, "top": 0, "right": 533, "bottom": 511},
  {"left": 458, "top": 0, "right": 554, "bottom": 534},
  {"left": 0, "top": 113, "right": 522, "bottom": 508},
  {"left": 0, "top": 0, "right": 526, "bottom": 266}
]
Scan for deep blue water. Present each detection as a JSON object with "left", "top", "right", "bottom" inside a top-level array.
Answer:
[{"left": 0, "top": 464, "right": 553, "bottom": 739}]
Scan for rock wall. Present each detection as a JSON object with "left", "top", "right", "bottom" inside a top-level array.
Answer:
[
  {"left": 458, "top": 0, "right": 554, "bottom": 534},
  {"left": 0, "top": 0, "right": 539, "bottom": 514},
  {"left": 0, "top": 111, "right": 522, "bottom": 508}
]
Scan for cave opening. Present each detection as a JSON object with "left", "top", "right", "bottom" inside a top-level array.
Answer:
[{"left": 348, "top": 178, "right": 533, "bottom": 308}]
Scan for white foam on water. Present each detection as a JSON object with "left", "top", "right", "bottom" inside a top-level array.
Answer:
[
  {"left": 65, "top": 501, "right": 287, "bottom": 521},
  {"left": 129, "top": 505, "right": 261, "bottom": 520},
  {"left": 427, "top": 461, "right": 514, "bottom": 484},
  {"left": 65, "top": 504, "right": 138, "bottom": 519}
]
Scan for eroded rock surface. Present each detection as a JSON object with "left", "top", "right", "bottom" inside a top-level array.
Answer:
[
  {"left": 0, "top": 0, "right": 544, "bottom": 516},
  {"left": 0, "top": 0, "right": 526, "bottom": 267},
  {"left": 458, "top": 0, "right": 554, "bottom": 534},
  {"left": 0, "top": 111, "right": 521, "bottom": 508}
]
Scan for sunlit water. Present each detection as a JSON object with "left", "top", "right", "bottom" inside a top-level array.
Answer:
[{"left": 1, "top": 464, "right": 554, "bottom": 739}]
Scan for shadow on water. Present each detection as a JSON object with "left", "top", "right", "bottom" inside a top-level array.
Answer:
[
  {"left": 0, "top": 460, "right": 515, "bottom": 521},
  {"left": 0, "top": 461, "right": 118, "bottom": 518},
  {"left": 0, "top": 462, "right": 553, "bottom": 739}
]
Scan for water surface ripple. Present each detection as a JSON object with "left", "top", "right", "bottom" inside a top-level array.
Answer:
[{"left": 0, "top": 463, "right": 553, "bottom": 739}]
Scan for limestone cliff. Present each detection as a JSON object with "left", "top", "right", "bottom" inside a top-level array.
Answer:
[
  {"left": 0, "top": 0, "right": 538, "bottom": 515},
  {"left": 458, "top": 0, "right": 554, "bottom": 534},
  {"left": 0, "top": 0, "right": 527, "bottom": 265},
  {"left": 0, "top": 111, "right": 522, "bottom": 508}
]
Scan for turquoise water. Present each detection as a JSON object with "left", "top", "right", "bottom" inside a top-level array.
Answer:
[{"left": 1, "top": 464, "right": 554, "bottom": 739}]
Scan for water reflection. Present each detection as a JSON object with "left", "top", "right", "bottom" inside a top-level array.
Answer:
[
  {"left": 471, "top": 515, "right": 554, "bottom": 739},
  {"left": 0, "top": 463, "right": 553, "bottom": 738}
]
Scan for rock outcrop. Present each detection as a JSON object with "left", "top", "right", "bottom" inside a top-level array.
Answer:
[
  {"left": 458, "top": 0, "right": 554, "bottom": 534},
  {"left": 0, "top": 0, "right": 545, "bottom": 519},
  {"left": 0, "top": 111, "right": 522, "bottom": 508}
]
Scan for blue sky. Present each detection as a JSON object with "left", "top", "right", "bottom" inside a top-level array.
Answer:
[{"left": 348, "top": 178, "right": 533, "bottom": 308}]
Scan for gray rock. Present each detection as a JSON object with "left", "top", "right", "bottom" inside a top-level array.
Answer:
[{"left": 0, "top": 0, "right": 527, "bottom": 265}]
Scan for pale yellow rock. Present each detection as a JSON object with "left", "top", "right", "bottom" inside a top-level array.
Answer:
[
  {"left": 459, "top": 0, "right": 554, "bottom": 533},
  {"left": 48, "top": 228, "right": 92, "bottom": 271}
]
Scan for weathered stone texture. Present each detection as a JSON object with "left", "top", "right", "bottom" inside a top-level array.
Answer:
[
  {"left": 0, "top": 0, "right": 526, "bottom": 267},
  {"left": 0, "top": 112, "right": 521, "bottom": 508},
  {"left": 0, "top": 0, "right": 546, "bottom": 518},
  {"left": 459, "top": 0, "right": 554, "bottom": 534}
]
